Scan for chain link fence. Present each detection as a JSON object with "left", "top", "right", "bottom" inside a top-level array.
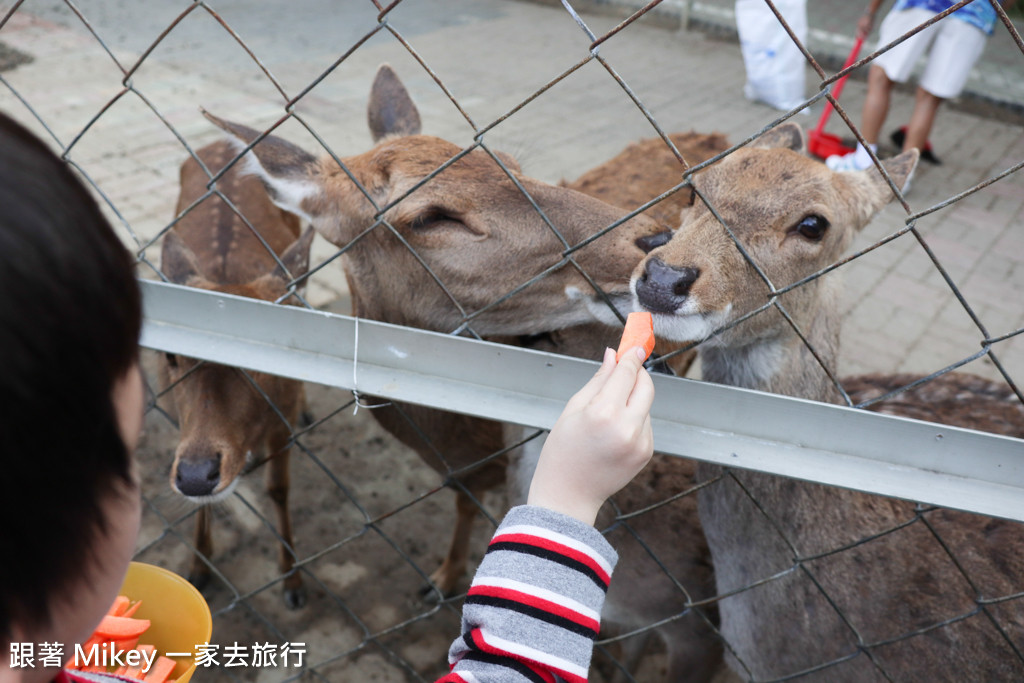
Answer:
[{"left": 2, "top": 0, "right": 1023, "bottom": 681}]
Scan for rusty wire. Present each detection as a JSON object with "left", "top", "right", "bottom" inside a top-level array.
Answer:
[{"left": 2, "top": 0, "right": 1023, "bottom": 681}]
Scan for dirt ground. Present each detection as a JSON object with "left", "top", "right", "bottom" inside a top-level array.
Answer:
[
  {"left": 135, "top": 346, "right": 493, "bottom": 683},
  {"left": 134, "top": 324, "right": 748, "bottom": 683}
]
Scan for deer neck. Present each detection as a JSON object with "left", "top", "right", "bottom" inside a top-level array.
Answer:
[
  {"left": 699, "top": 330, "right": 840, "bottom": 403},
  {"left": 697, "top": 278, "right": 864, "bottom": 605},
  {"left": 699, "top": 281, "right": 843, "bottom": 404}
]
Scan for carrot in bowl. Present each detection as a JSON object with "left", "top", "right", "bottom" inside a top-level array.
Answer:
[{"left": 93, "top": 614, "right": 152, "bottom": 640}]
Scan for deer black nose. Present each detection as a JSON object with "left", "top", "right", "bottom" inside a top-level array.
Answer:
[
  {"left": 636, "top": 258, "right": 700, "bottom": 313},
  {"left": 175, "top": 454, "right": 222, "bottom": 497}
]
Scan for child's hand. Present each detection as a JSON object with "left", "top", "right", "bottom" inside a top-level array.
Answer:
[{"left": 527, "top": 346, "right": 655, "bottom": 525}]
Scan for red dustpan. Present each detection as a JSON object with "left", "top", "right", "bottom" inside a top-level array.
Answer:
[{"left": 808, "top": 35, "right": 865, "bottom": 159}]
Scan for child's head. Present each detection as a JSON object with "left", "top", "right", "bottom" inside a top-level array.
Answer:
[{"left": 0, "top": 111, "right": 144, "bottom": 671}]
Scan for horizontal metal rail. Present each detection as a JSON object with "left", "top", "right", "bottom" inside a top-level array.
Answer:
[{"left": 140, "top": 280, "right": 1024, "bottom": 523}]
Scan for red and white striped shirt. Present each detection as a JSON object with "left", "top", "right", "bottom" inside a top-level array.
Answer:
[{"left": 439, "top": 506, "right": 618, "bottom": 683}]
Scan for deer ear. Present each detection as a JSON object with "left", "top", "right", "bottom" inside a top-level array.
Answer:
[
  {"left": 367, "top": 63, "right": 422, "bottom": 142},
  {"left": 271, "top": 226, "right": 315, "bottom": 283},
  {"left": 752, "top": 122, "right": 806, "bottom": 153},
  {"left": 201, "top": 109, "right": 322, "bottom": 225},
  {"left": 875, "top": 148, "right": 919, "bottom": 194},
  {"left": 160, "top": 230, "right": 204, "bottom": 285},
  {"left": 839, "top": 149, "right": 920, "bottom": 228}
]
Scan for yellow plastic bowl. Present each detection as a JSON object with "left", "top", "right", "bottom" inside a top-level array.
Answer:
[{"left": 117, "top": 561, "right": 213, "bottom": 683}]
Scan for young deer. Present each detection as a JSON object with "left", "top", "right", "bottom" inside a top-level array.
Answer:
[
  {"left": 504, "top": 131, "right": 737, "bottom": 682},
  {"left": 201, "top": 64, "right": 672, "bottom": 599},
  {"left": 625, "top": 122, "right": 1024, "bottom": 681},
  {"left": 160, "top": 140, "right": 314, "bottom": 609}
]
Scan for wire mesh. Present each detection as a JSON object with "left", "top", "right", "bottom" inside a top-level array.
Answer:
[{"left": 2, "top": 0, "right": 1023, "bottom": 681}]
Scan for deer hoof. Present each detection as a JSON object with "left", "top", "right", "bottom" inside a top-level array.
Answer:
[
  {"left": 418, "top": 581, "right": 450, "bottom": 604},
  {"left": 188, "top": 569, "right": 211, "bottom": 593},
  {"left": 283, "top": 585, "right": 307, "bottom": 610}
]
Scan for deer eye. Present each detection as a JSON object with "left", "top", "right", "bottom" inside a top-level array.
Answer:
[
  {"left": 165, "top": 353, "right": 178, "bottom": 368},
  {"left": 794, "top": 214, "right": 829, "bottom": 241},
  {"left": 408, "top": 209, "right": 456, "bottom": 231}
]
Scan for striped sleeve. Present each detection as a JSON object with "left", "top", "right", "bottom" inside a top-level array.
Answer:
[{"left": 439, "top": 505, "right": 618, "bottom": 683}]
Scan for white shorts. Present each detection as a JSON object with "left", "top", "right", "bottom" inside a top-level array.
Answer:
[{"left": 873, "top": 7, "right": 988, "bottom": 99}]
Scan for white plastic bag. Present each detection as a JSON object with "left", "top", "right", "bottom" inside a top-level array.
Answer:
[{"left": 735, "top": 0, "right": 808, "bottom": 111}]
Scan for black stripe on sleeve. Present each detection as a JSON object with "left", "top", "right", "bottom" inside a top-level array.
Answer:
[
  {"left": 464, "top": 594, "right": 598, "bottom": 639},
  {"left": 486, "top": 541, "right": 608, "bottom": 592},
  {"left": 460, "top": 631, "right": 549, "bottom": 683}
]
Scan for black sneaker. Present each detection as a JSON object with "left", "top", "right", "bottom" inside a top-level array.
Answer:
[{"left": 891, "top": 127, "right": 941, "bottom": 164}]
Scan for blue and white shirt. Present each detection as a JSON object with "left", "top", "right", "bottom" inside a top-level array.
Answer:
[{"left": 894, "top": 0, "right": 1001, "bottom": 35}]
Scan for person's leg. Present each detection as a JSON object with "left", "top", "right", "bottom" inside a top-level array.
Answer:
[
  {"left": 860, "top": 64, "right": 895, "bottom": 147},
  {"left": 827, "top": 65, "right": 892, "bottom": 171},
  {"left": 826, "top": 7, "right": 935, "bottom": 171},
  {"left": 909, "top": 16, "right": 988, "bottom": 156},
  {"left": 903, "top": 86, "right": 942, "bottom": 153}
]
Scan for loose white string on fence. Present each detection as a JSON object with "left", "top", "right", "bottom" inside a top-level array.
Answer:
[
  {"left": 353, "top": 315, "right": 361, "bottom": 415},
  {"left": 351, "top": 315, "right": 391, "bottom": 414}
]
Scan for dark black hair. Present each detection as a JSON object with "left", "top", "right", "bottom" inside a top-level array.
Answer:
[{"left": 0, "top": 111, "right": 142, "bottom": 645}]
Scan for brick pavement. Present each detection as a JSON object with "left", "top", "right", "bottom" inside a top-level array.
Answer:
[{"left": 0, "top": 0, "right": 1021, "bottom": 386}]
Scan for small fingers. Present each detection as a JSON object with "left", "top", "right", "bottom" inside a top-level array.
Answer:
[
  {"left": 565, "top": 347, "right": 616, "bottom": 409},
  {"left": 624, "top": 362, "right": 655, "bottom": 420},
  {"left": 597, "top": 345, "right": 651, "bottom": 407}
]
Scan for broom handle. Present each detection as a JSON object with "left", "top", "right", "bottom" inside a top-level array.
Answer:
[{"left": 812, "top": 35, "right": 865, "bottom": 137}]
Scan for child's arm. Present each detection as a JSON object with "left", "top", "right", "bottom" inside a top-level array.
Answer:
[
  {"left": 527, "top": 345, "right": 655, "bottom": 526},
  {"left": 439, "top": 346, "right": 654, "bottom": 683}
]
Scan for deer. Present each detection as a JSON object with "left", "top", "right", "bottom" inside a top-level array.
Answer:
[
  {"left": 616, "top": 121, "right": 1024, "bottom": 681},
  {"left": 200, "top": 64, "right": 737, "bottom": 682},
  {"left": 159, "top": 139, "right": 315, "bottom": 609},
  {"left": 504, "top": 133, "right": 745, "bottom": 682},
  {"left": 565, "top": 130, "right": 731, "bottom": 229},
  {"left": 199, "top": 64, "right": 675, "bottom": 605}
]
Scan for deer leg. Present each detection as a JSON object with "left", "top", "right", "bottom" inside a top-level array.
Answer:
[
  {"left": 662, "top": 619, "right": 724, "bottom": 683},
  {"left": 422, "top": 486, "right": 480, "bottom": 599},
  {"left": 423, "top": 456, "right": 508, "bottom": 598},
  {"left": 298, "top": 389, "right": 314, "bottom": 428},
  {"left": 265, "top": 428, "right": 305, "bottom": 609},
  {"left": 188, "top": 506, "right": 213, "bottom": 591},
  {"left": 607, "top": 632, "right": 653, "bottom": 683}
]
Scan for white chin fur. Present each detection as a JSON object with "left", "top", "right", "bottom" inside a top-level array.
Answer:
[
  {"left": 181, "top": 474, "right": 241, "bottom": 506},
  {"left": 646, "top": 300, "right": 734, "bottom": 345}
]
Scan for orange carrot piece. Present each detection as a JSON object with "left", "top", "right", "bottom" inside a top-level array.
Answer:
[
  {"left": 108, "top": 595, "right": 131, "bottom": 617},
  {"left": 113, "top": 637, "right": 139, "bottom": 653},
  {"left": 615, "top": 311, "right": 655, "bottom": 363},
  {"left": 72, "top": 633, "right": 104, "bottom": 664},
  {"left": 122, "top": 599, "right": 143, "bottom": 618},
  {"left": 93, "top": 614, "right": 151, "bottom": 639},
  {"left": 143, "top": 656, "right": 177, "bottom": 683},
  {"left": 123, "top": 664, "right": 147, "bottom": 680}
]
